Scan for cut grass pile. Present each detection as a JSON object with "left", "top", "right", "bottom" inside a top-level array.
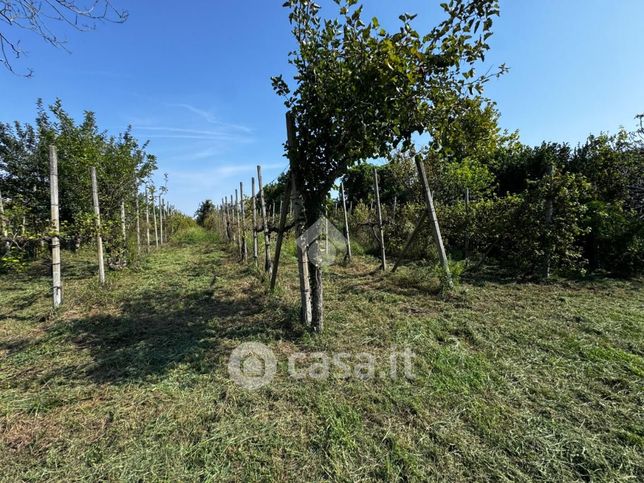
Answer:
[{"left": 0, "top": 228, "right": 642, "bottom": 481}]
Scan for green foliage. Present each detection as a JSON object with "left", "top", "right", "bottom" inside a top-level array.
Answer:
[
  {"left": 195, "top": 199, "right": 216, "bottom": 227},
  {"left": 0, "top": 99, "right": 157, "bottom": 256},
  {"left": 274, "top": 0, "right": 505, "bottom": 221}
]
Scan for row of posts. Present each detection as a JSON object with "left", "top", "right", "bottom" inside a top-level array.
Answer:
[{"left": 46, "top": 146, "right": 170, "bottom": 308}]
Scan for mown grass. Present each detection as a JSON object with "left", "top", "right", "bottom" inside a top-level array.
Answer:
[{"left": 0, "top": 227, "right": 642, "bottom": 481}]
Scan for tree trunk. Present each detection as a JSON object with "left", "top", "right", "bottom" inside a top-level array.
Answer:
[
  {"left": 49, "top": 146, "right": 63, "bottom": 307},
  {"left": 415, "top": 156, "right": 452, "bottom": 287},
  {"left": 91, "top": 166, "right": 106, "bottom": 285},
  {"left": 373, "top": 168, "right": 387, "bottom": 270},
  {"left": 256, "top": 165, "right": 272, "bottom": 275}
]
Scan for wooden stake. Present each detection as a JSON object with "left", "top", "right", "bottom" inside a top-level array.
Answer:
[
  {"left": 415, "top": 156, "right": 451, "bottom": 287},
  {"left": 91, "top": 166, "right": 106, "bottom": 285},
  {"left": 392, "top": 211, "right": 427, "bottom": 272},
  {"left": 152, "top": 190, "right": 159, "bottom": 248},
  {"left": 135, "top": 192, "right": 141, "bottom": 255},
  {"left": 269, "top": 174, "right": 293, "bottom": 292},
  {"left": 257, "top": 165, "right": 272, "bottom": 275},
  {"left": 234, "top": 189, "right": 241, "bottom": 255},
  {"left": 464, "top": 188, "right": 470, "bottom": 260},
  {"left": 158, "top": 195, "right": 164, "bottom": 245},
  {"left": 239, "top": 182, "right": 247, "bottom": 261},
  {"left": 0, "top": 188, "right": 9, "bottom": 252},
  {"left": 120, "top": 200, "right": 127, "bottom": 243},
  {"left": 285, "top": 112, "right": 312, "bottom": 325},
  {"left": 49, "top": 146, "right": 63, "bottom": 307},
  {"left": 374, "top": 168, "right": 387, "bottom": 271},
  {"left": 340, "top": 182, "right": 352, "bottom": 263},
  {"left": 251, "top": 177, "right": 258, "bottom": 267},
  {"left": 145, "top": 185, "right": 151, "bottom": 250}
]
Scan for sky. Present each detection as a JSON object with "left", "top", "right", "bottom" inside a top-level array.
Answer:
[{"left": 2, "top": 0, "right": 643, "bottom": 214}]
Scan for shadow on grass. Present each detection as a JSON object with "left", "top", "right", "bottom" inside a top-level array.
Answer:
[{"left": 42, "top": 255, "right": 303, "bottom": 386}]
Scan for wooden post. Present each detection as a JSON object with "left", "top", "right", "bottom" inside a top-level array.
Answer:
[
  {"left": 392, "top": 211, "right": 428, "bottom": 272},
  {"left": 239, "top": 182, "right": 247, "bottom": 261},
  {"left": 49, "top": 146, "right": 63, "bottom": 307},
  {"left": 91, "top": 166, "right": 106, "bottom": 285},
  {"left": 0, "top": 188, "right": 9, "bottom": 252},
  {"left": 544, "top": 163, "right": 554, "bottom": 279},
  {"left": 135, "top": 192, "right": 141, "bottom": 255},
  {"left": 464, "top": 188, "right": 470, "bottom": 260},
  {"left": 234, "top": 189, "right": 241, "bottom": 255},
  {"left": 145, "top": 186, "right": 151, "bottom": 250},
  {"left": 269, "top": 174, "right": 293, "bottom": 292},
  {"left": 415, "top": 156, "right": 452, "bottom": 287},
  {"left": 340, "top": 182, "right": 352, "bottom": 263},
  {"left": 152, "top": 190, "right": 159, "bottom": 248},
  {"left": 251, "top": 177, "right": 258, "bottom": 267},
  {"left": 120, "top": 200, "right": 127, "bottom": 243},
  {"left": 257, "top": 165, "right": 272, "bottom": 275},
  {"left": 374, "top": 168, "right": 387, "bottom": 271},
  {"left": 158, "top": 195, "right": 164, "bottom": 245},
  {"left": 285, "top": 112, "right": 312, "bottom": 325}
]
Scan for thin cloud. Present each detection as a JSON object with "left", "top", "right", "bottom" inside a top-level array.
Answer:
[{"left": 166, "top": 103, "right": 253, "bottom": 133}]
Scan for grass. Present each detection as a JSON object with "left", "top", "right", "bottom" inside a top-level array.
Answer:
[{"left": 1, "top": 227, "right": 642, "bottom": 481}]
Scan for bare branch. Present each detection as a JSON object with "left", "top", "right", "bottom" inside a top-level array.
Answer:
[{"left": 0, "top": 0, "right": 128, "bottom": 76}]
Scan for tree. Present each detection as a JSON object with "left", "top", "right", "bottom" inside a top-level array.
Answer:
[
  {"left": 195, "top": 200, "right": 216, "bottom": 227},
  {"left": 0, "top": 0, "right": 127, "bottom": 76},
  {"left": 273, "top": 0, "right": 505, "bottom": 331}
]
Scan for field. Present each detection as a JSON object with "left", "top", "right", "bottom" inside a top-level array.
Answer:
[{"left": 1, "top": 228, "right": 642, "bottom": 481}]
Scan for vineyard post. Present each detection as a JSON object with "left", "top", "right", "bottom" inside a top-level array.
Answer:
[
  {"left": 234, "top": 189, "right": 241, "bottom": 256},
  {"left": 145, "top": 185, "right": 151, "bottom": 251},
  {"left": 544, "top": 163, "right": 554, "bottom": 279},
  {"left": 158, "top": 195, "right": 164, "bottom": 245},
  {"left": 269, "top": 174, "right": 293, "bottom": 293},
  {"left": 257, "top": 165, "right": 272, "bottom": 275},
  {"left": 120, "top": 200, "right": 127, "bottom": 243},
  {"left": 415, "top": 156, "right": 451, "bottom": 287},
  {"left": 464, "top": 188, "right": 470, "bottom": 260},
  {"left": 91, "top": 166, "right": 106, "bottom": 285},
  {"left": 340, "top": 182, "right": 352, "bottom": 262},
  {"left": 0, "top": 188, "right": 9, "bottom": 252},
  {"left": 135, "top": 192, "right": 141, "bottom": 255},
  {"left": 392, "top": 211, "right": 427, "bottom": 272},
  {"left": 49, "top": 146, "right": 63, "bottom": 307},
  {"left": 239, "top": 182, "right": 248, "bottom": 261},
  {"left": 374, "top": 167, "right": 387, "bottom": 270},
  {"left": 251, "top": 177, "right": 258, "bottom": 267},
  {"left": 285, "top": 112, "right": 312, "bottom": 324},
  {"left": 152, "top": 189, "right": 159, "bottom": 248},
  {"left": 224, "top": 196, "right": 231, "bottom": 241}
]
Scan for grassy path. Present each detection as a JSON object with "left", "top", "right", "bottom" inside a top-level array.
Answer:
[{"left": 1, "top": 229, "right": 643, "bottom": 481}]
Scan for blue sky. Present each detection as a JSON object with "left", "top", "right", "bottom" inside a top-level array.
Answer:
[{"left": 2, "top": 0, "right": 643, "bottom": 214}]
